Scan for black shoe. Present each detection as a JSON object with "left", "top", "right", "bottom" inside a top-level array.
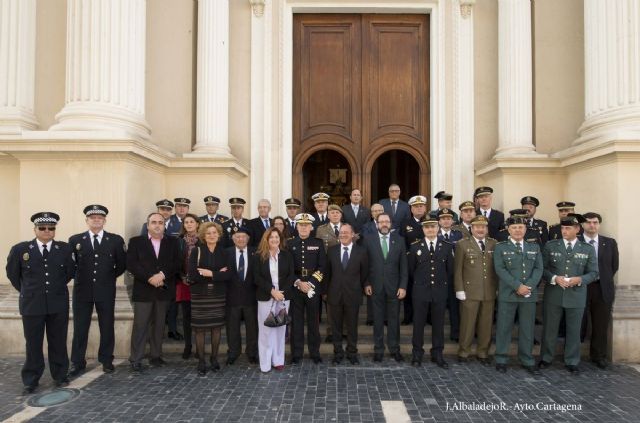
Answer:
[
  {"left": 450, "top": 336, "right": 459, "bottom": 342},
  {"left": 392, "top": 352, "right": 404, "bottom": 362},
  {"left": 496, "top": 364, "right": 507, "bottom": 373},
  {"left": 348, "top": 355, "right": 360, "bottom": 365},
  {"left": 523, "top": 365, "right": 540, "bottom": 375},
  {"left": 248, "top": 357, "right": 259, "bottom": 365},
  {"left": 534, "top": 338, "right": 540, "bottom": 346},
  {"left": 373, "top": 353, "right": 383, "bottom": 362},
  {"left": 168, "top": 331, "right": 184, "bottom": 341},
  {"left": 182, "top": 347, "right": 192, "bottom": 360},
  {"left": 197, "top": 361, "right": 207, "bottom": 376},
  {"left": 401, "top": 319, "right": 412, "bottom": 326},
  {"left": 130, "top": 362, "right": 144, "bottom": 373},
  {"left": 226, "top": 356, "right": 237, "bottom": 366},
  {"left": 210, "top": 358, "right": 220, "bottom": 372},
  {"left": 312, "top": 357, "right": 323, "bottom": 364},
  {"left": 149, "top": 357, "right": 167, "bottom": 367},
  {"left": 478, "top": 357, "right": 492, "bottom": 366},
  {"left": 431, "top": 356, "right": 448, "bottom": 369},
  {"left": 593, "top": 359, "right": 608, "bottom": 369},
  {"left": 68, "top": 364, "right": 86, "bottom": 377},
  {"left": 290, "top": 357, "right": 302, "bottom": 365},
  {"left": 566, "top": 365, "right": 580, "bottom": 375},
  {"left": 366, "top": 320, "right": 373, "bottom": 326},
  {"left": 325, "top": 335, "right": 333, "bottom": 343},
  {"left": 55, "top": 377, "right": 70, "bottom": 388},
  {"left": 102, "top": 362, "right": 115, "bottom": 374},
  {"left": 22, "top": 385, "right": 37, "bottom": 395},
  {"left": 332, "top": 355, "right": 343, "bottom": 365},
  {"left": 411, "top": 359, "right": 422, "bottom": 367},
  {"left": 457, "top": 356, "right": 469, "bottom": 363},
  {"left": 537, "top": 360, "right": 552, "bottom": 369}
]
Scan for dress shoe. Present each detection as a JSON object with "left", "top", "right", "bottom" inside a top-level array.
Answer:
[
  {"left": 401, "top": 319, "right": 412, "bottom": 326},
  {"left": 22, "top": 385, "right": 37, "bottom": 395},
  {"left": 457, "top": 356, "right": 469, "bottom": 363},
  {"left": 69, "top": 364, "right": 86, "bottom": 377},
  {"left": 411, "top": 359, "right": 422, "bottom": 367},
  {"left": 450, "top": 336, "right": 459, "bottom": 342},
  {"left": 373, "top": 353, "right": 383, "bottom": 362},
  {"left": 273, "top": 365, "right": 285, "bottom": 371},
  {"left": 168, "top": 331, "right": 184, "bottom": 341},
  {"left": 348, "top": 355, "right": 360, "bottom": 365},
  {"left": 130, "top": 362, "right": 144, "bottom": 373},
  {"left": 102, "top": 362, "right": 115, "bottom": 374},
  {"left": 312, "top": 357, "right": 323, "bottom": 364},
  {"left": 332, "top": 355, "right": 343, "bottom": 365},
  {"left": 325, "top": 335, "right": 333, "bottom": 343},
  {"left": 392, "top": 352, "right": 404, "bottom": 362},
  {"left": 566, "top": 365, "right": 580, "bottom": 375},
  {"left": 366, "top": 320, "right": 373, "bottom": 326},
  {"left": 495, "top": 364, "right": 507, "bottom": 373},
  {"left": 226, "top": 356, "right": 237, "bottom": 366},
  {"left": 197, "top": 361, "right": 207, "bottom": 377},
  {"left": 522, "top": 365, "right": 540, "bottom": 375},
  {"left": 431, "top": 356, "right": 449, "bottom": 369},
  {"left": 534, "top": 338, "right": 540, "bottom": 346},
  {"left": 290, "top": 357, "right": 302, "bottom": 365},
  {"left": 248, "top": 357, "right": 259, "bottom": 365},
  {"left": 593, "top": 359, "right": 608, "bottom": 369},
  {"left": 55, "top": 378, "right": 70, "bottom": 388},
  {"left": 478, "top": 357, "right": 492, "bottom": 366},
  {"left": 149, "top": 357, "right": 167, "bottom": 367},
  {"left": 210, "top": 358, "right": 220, "bottom": 372},
  {"left": 182, "top": 347, "right": 192, "bottom": 360},
  {"left": 537, "top": 360, "right": 552, "bottom": 369}
]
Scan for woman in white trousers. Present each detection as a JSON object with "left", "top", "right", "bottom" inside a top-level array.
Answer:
[{"left": 252, "top": 227, "right": 296, "bottom": 373}]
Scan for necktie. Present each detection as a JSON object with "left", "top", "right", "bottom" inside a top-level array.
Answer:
[
  {"left": 566, "top": 242, "right": 573, "bottom": 254},
  {"left": 238, "top": 250, "right": 245, "bottom": 282},
  {"left": 392, "top": 201, "right": 397, "bottom": 216},
  {"left": 290, "top": 220, "right": 295, "bottom": 230},
  {"left": 263, "top": 219, "right": 269, "bottom": 229},
  {"left": 589, "top": 239, "right": 597, "bottom": 258},
  {"left": 353, "top": 206, "right": 358, "bottom": 216},
  {"left": 334, "top": 225, "right": 339, "bottom": 236},
  {"left": 444, "top": 233, "right": 450, "bottom": 241},
  {"left": 381, "top": 235, "right": 388, "bottom": 259},
  {"left": 479, "top": 239, "right": 486, "bottom": 252},
  {"left": 93, "top": 234, "right": 100, "bottom": 250},
  {"left": 515, "top": 242, "right": 522, "bottom": 253},
  {"left": 429, "top": 241, "right": 434, "bottom": 254},
  {"left": 210, "top": 216, "right": 214, "bottom": 222},
  {"left": 483, "top": 210, "right": 488, "bottom": 217},
  {"left": 342, "top": 246, "right": 349, "bottom": 269},
  {"left": 42, "top": 244, "right": 49, "bottom": 259}
]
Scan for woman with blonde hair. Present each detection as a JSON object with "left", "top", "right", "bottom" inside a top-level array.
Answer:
[
  {"left": 188, "top": 222, "right": 230, "bottom": 376},
  {"left": 252, "top": 227, "right": 296, "bottom": 372}
]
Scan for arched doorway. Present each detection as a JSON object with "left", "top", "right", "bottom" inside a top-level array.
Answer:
[
  {"left": 301, "top": 150, "right": 352, "bottom": 211},
  {"left": 370, "top": 150, "right": 421, "bottom": 203}
]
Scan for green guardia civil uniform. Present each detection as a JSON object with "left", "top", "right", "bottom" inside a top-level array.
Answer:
[
  {"left": 493, "top": 239, "right": 543, "bottom": 366},
  {"left": 540, "top": 238, "right": 598, "bottom": 365}
]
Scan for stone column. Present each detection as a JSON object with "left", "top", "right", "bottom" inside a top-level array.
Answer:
[
  {"left": 576, "top": 0, "right": 640, "bottom": 145},
  {"left": 0, "top": 0, "right": 38, "bottom": 134},
  {"left": 495, "top": 0, "right": 535, "bottom": 157},
  {"left": 50, "top": 0, "right": 150, "bottom": 140},
  {"left": 193, "top": 0, "right": 231, "bottom": 155}
]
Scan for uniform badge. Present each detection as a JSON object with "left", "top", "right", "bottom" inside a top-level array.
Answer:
[
  {"left": 76, "top": 243, "right": 82, "bottom": 251},
  {"left": 227, "top": 227, "right": 232, "bottom": 232},
  {"left": 22, "top": 253, "right": 29, "bottom": 261},
  {"left": 233, "top": 227, "right": 238, "bottom": 232},
  {"left": 406, "top": 226, "right": 413, "bottom": 232},
  {"left": 292, "top": 246, "right": 296, "bottom": 250},
  {"left": 54, "top": 245, "right": 59, "bottom": 249},
  {"left": 417, "top": 250, "right": 422, "bottom": 256}
]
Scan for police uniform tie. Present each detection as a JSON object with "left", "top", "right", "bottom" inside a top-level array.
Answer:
[
  {"left": 444, "top": 232, "right": 450, "bottom": 241},
  {"left": 429, "top": 241, "right": 435, "bottom": 254},
  {"left": 515, "top": 242, "right": 522, "bottom": 254},
  {"left": 238, "top": 249, "right": 245, "bottom": 282},
  {"left": 42, "top": 244, "right": 49, "bottom": 259},
  {"left": 334, "top": 225, "right": 339, "bottom": 236},
  {"left": 566, "top": 242, "right": 573, "bottom": 254},
  {"left": 479, "top": 239, "right": 486, "bottom": 253},
  {"left": 93, "top": 234, "right": 100, "bottom": 250},
  {"left": 342, "top": 246, "right": 349, "bottom": 269},
  {"left": 381, "top": 235, "right": 388, "bottom": 259},
  {"left": 290, "top": 220, "right": 295, "bottom": 230}
]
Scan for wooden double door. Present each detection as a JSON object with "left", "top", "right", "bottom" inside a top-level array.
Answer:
[{"left": 292, "top": 14, "right": 430, "bottom": 209}]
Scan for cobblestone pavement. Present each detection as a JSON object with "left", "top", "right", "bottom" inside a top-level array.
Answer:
[{"left": 1, "top": 355, "right": 639, "bottom": 422}]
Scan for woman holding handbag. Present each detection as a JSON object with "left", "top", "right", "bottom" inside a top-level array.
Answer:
[
  {"left": 188, "top": 222, "right": 231, "bottom": 376},
  {"left": 252, "top": 227, "right": 296, "bottom": 373},
  {"left": 177, "top": 213, "right": 200, "bottom": 359}
]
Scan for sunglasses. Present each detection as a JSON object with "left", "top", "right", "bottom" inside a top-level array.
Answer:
[{"left": 37, "top": 226, "right": 56, "bottom": 231}]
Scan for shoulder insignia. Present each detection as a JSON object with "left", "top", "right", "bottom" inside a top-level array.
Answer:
[{"left": 411, "top": 239, "right": 421, "bottom": 245}]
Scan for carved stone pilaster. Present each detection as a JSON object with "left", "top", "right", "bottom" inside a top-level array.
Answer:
[{"left": 250, "top": 0, "right": 265, "bottom": 18}]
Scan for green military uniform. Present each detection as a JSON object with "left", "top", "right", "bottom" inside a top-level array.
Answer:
[
  {"left": 454, "top": 231, "right": 497, "bottom": 360},
  {"left": 493, "top": 238, "right": 543, "bottom": 367},
  {"left": 540, "top": 231, "right": 598, "bottom": 366}
]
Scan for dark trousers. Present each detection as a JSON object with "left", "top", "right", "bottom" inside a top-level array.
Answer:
[
  {"left": 166, "top": 299, "right": 178, "bottom": 333},
  {"left": 412, "top": 287, "right": 446, "bottom": 358},
  {"left": 290, "top": 295, "right": 321, "bottom": 359},
  {"left": 403, "top": 283, "right": 413, "bottom": 322},
  {"left": 372, "top": 291, "right": 400, "bottom": 354},
  {"left": 180, "top": 301, "right": 192, "bottom": 349},
  {"left": 71, "top": 298, "right": 115, "bottom": 366},
  {"left": 129, "top": 300, "right": 169, "bottom": 364},
  {"left": 21, "top": 311, "right": 69, "bottom": 387},
  {"left": 447, "top": 281, "right": 460, "bottom": 339},
  {"left": 329, "top": 302, "right": 360, "bottom": 357},
  {"left": 226, "top": 304, "right": 258, "bottom": 360},
  {"left": 366, "top": 296, "right": 374, "bottom": 323},
  {"left": 581, "top": 282, "right": 612, "bottom": 361}
]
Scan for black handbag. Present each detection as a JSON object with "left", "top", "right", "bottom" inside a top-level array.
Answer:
[{"left": 264, "top": 300, "right": 289, "bottom": 327}]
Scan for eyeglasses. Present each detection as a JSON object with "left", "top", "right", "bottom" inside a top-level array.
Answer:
[{"left": 37, "top": 226, "right": 56, "bottom": 231}]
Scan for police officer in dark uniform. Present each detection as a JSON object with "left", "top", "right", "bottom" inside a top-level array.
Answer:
[
  {"left": 6, "top": 212, "right": 75, "bottom": 394},
  {"left": 408, "top": 217, "right": 454, "bottom": 368},
  {"left": 140, "top": 199, "right": 174, "bottom": 236},
  {"left": 288, "top": 213, "right": 326, "bottom": 364},
  {"left": 549, "top": 201, "right": 583, "bottom": 240},
  {"left": 311, "top": 192, "right": 330, "bottom": 232},
  {"left": 429, "top": 191, "right": 460, "bottom": 224},
  {"left": 520, "top": 196, "right": 549, "bottom": 245},
  {"left": 68, "top": 205, "right": 126, "bottom": 376},
  {"left": 496, "top": 209, "right": 543, "bottom": 245},
  {"left": 221, "top": 198, "right": 249, "bottom": 247},
  {"left": 200, "top": 196, "right": 228, "bottom": 224},
  {"left": 284, "top": 198, "right": 302, "bottom": 238}
]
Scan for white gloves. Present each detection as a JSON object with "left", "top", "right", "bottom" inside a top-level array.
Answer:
[
  {"left": 455, "top": 291, "right": 466, "bottom": 301},
  {"left": 307, "top": 282, "right": 316, "bottom": 299}
]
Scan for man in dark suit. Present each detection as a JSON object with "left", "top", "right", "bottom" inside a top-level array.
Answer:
[
  {"left": 284, "top": 198, "right": 302, "bottom": 237},
  {"left": 361, "top": 203, "right": 385, "bottom": 238},
  {"left": 224, "top": 228, "right": 258, "bottom": 365},
  {"left": 6, "top": 212, "right": 75, "bottom": 394},
  {"left": 474, "top": 186, "right": 505, "bottom": 239},
  {"left": 363, "top": 213, "right": 408, "bottom": 362},
  {"left": 342, "top": 189, "right": 371, "bottom": 235},
  {"left": 127, "top": 212, "right": 182, "bottom": 371},
  {"left": 408, "top": 217, "right": 454, "bottom": 368},
  {"left": 222, "top": 197, "right": 249, "bottom": 247},
  {"left": 69, "top": 205, "right": 126, "bottom": 376},
  {"left": 199, "top": 196, "right": 228, "bottom": 224},
  {"left": 325, "top": 224, "right": 369, "bottom": 364},
  {"left": 247, "top": 199, "right": 273, "bottom": 247},
  {"left": 580, "top": 212, "right": 619, "bottom": 369},
  {"left": 379, "top": 184, "right": 410, "bottom": 230}
]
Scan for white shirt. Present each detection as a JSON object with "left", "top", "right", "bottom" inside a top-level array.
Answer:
[
  {"left": 233, "top": 218, "right": 243, "bottom": 226},
  {"left": 424, "top": 237, "right": 437, "bottom": 250},
  {"left": 440, "top": 229, "right": 451, "bottom": 237},
  {"left": 351, "top": 204, "right": 359, "bottom": 215},
  {"left": 564, "top": 238, "right": 578, "bottom": 250},
  {"left": 331, "top": 222, "right": 342, "bottom": 232},
  {"left": 207, "top": 214, "right": 218, "bottom": 222},
  {"left": 37, "top": 239, "right": 53, "bottom": 255},
  {"left": 269, "top": 249, "right": 280, "bottom": 290},
  {"left": 88, "top": 230, "right": 104, "bottom": 245},
  {"left": 509, "top": 238, "right": 524, "bottom": 248},
  {"left": 583, "top": 234, "right": 599, "bottom": 258},
  {"left": 317, "top": 213, "right": 327, "bottom": 222},
  {"left": 340, "top": 242, "right": 353, "bottom": 260},
  {"left": 235, "top": 247, "right": 247, "bottom": 280},
  {"left": 474, "top": 236, "right": 487, "bottom": 250},
  {"left": 479, "top": 207, "right": 492, "bottom": 218}
]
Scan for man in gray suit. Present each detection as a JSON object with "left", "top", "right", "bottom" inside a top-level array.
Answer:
[
  {"left": 364, "top": 213, "right": 408, "bottom": 362},
  {"left": 379, "top": 184, "right": 410, "bottom": 230}
]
